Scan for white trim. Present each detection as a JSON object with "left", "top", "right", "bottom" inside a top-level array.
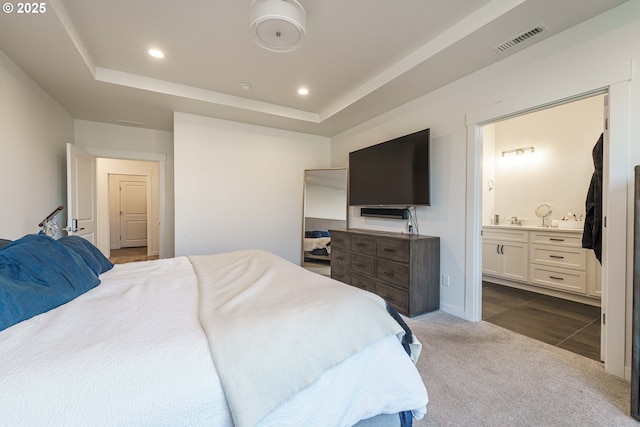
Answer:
[
  {"left": 465, "top": 61, "right": 631, "bottom": 379},
  {"left": 603, "top": 80, "right": 630, "bottom": 379},
  {"left": 465, "top": 124, "right": 484, "bottom": 322},
  {"left": 466, "top": 60, "right": 632, "bottom": 126}
]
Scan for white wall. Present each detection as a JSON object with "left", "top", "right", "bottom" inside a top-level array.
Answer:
[
  {"left": 330, "top": 1, "right": 640, "bottom": 321},
  {"left": 74, "top": 120, "right": 175, "bottom": 257},
  {"left": 0, "top": 50, "right": 73, "bottom": 239},
  {"left": 485, "top": 94, "right": 604, "bottom": 226},
  {"left": 174, "top": 113, "right": 331, "bottom": 263}
]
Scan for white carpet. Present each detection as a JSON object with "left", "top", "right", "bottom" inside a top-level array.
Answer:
[{"left": 406, "top": 311, "right": 635, "bottom": 427}]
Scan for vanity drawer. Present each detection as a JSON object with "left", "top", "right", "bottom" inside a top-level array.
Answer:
[
  {"left": 376, "top": 258, "right": 409, "bottom": 289},
  {"left": 530, "top": 244, "right": 586, "bottom": 271},
  {"left": 331, "top": 249, "right": 351, "bottom": 269},
  {"left": 351, "top": 235, "right": 375, "bottom": 256},
  {"left": 331, "top": 266, "right": 350, "bottom": 285},
  {"left": 351, "top": 273, "right": 376, "bottom": 292},
  {"left": 530, "top": 264, "right": 586, "bottom": 294},
  {"left": 530, "top": 231, "right": 582, "bottom": 248},
  {"left": 376, "top": 238, "right": 410, "bottom": 262},
  {"left": 376, "top": 282, "right": 409, "bottom": 314},
  {"left": 352, "top": 254, "right": 375, "bottom": 277},
  {"left": 482, "top": 229, "right": 528, "bottom": 243},
  {"left": 331, "top": 231, "right": 351, "bottom": 250}
]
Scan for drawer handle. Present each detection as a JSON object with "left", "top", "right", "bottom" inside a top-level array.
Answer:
[
  {"left": 383, "top": 271, "right": 396, "bottom": 277},
  {"left": 549, "top": 275, "right": 564, "bottom": 281},
  {"left": 383, "top": 293, "right": 397, "bottom": 301},
  {"left": 549, "top": 238, "right": 565, "bottom": 242},
  {"left": 355, "top": 262, "right": 366, "bottom": 268},
  {"left": 383, "top": 248, "right": 397, "bottom": 253},
  {"left": 549, "top": 255, "right": 565, "bottom": 259}
]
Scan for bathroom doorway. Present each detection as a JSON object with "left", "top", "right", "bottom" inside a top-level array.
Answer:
[
  {"left": 466, "top": 65, "right": 631, "bottom": 378},
  {"left": 480, "top": 94, "right": 605, "bottom": 361}
]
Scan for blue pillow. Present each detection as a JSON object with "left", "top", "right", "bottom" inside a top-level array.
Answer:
[
  {"left": 0, "top": 234, "right": 101, "bottom": 332},
  {"left": 306, "top": 230, "right": 324, "bottom": 238},
  {"left": 57, "top": 235, "right": 113, "bottom": 275},
  {"left": 0, "top": 239, "right": 12, "bottom": 250}
]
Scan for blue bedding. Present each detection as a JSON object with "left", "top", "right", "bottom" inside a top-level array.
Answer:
[{"left": 0, "top": 234, "right": 113, "bottom": 332}]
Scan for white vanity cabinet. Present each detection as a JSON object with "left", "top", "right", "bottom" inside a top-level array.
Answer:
[
  {"left": 482, "top": 226, "right": 601, "bottom": 304},
  {"left": 481, "top": 228, "right": 528, "bottom": 282}
]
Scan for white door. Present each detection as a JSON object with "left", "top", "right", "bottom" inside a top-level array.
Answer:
[
  {"left": 119, "top": 180, "right": 147, "bottom": 248},
  {"left": 66, "top": 143, "right": 97, "bottom": 244}
]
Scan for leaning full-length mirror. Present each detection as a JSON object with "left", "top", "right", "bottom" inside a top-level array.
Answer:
[{"left": 302, "top": 168, "right": 348, "bottom": 275}]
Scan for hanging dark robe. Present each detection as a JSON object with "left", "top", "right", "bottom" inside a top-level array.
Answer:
[{"left": 582, "top": 133, "right": 603, "bottom": 263}]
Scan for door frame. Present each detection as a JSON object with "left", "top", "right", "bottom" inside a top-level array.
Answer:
[
  {"left": 465, "top": 60, "right": 631, "bottom": 378},
  {"left": 81, "top": 147, "right": 168, "bottom": 259}
]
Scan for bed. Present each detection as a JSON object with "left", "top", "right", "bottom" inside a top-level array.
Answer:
[
  {"left": 0, "top": 234, "right": 428, "bottom": 426},
  {"left": 303, "top": 217, "right": 346, "bottom": 264}
]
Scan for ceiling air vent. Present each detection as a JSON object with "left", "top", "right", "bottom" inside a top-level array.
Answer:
[{"left": 493, "top": 24, "right": 548, "bottom": 54}]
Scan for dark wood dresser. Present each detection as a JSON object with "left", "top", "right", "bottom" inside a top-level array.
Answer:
[{"left": 330, "top": 228, "right": 440, "bottom": 317}]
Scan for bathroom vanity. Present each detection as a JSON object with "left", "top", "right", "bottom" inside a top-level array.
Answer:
[{"left": 482, "top": 225, "right": 601, "bottom": 305}]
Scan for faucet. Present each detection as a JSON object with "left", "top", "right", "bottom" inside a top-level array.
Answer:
[{"left": 510, "top": 216, "right": 519, "bottom": 225}]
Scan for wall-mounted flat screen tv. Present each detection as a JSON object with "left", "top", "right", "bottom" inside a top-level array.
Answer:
[{"left": 349, "top": 128, "right": 430, "bottom": 206}]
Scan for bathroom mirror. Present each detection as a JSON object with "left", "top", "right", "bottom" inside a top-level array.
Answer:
[
  {"left": 535, "top": 203, "right": 552, "bottom": 227},
  {"left": 301, "top": 168, "right": 348, "bottom": 275}
]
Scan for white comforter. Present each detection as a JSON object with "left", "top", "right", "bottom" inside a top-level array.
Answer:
[{"left": 0, "top": 254, "right": 427, "bottom": 426}]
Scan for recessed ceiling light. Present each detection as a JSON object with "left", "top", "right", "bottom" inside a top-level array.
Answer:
[
  {"left": 148, "top": 49, "right": 165, "bottom": 59},
  {"left": 298, "top": 88, "right": 309, "bottom": 95}
]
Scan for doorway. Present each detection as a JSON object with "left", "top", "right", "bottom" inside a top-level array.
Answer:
[
  {"left": 465, "top": 61, "right": 631, "bottom": 379},
  {"left": 480, "top": 95, "right": 604, "bottom": 361},
  {"left": 108, "top": 174, "right": 148, "bottom": 250},
  {"left": 96, "top": 158, "right": 160, "bottom": 259}
]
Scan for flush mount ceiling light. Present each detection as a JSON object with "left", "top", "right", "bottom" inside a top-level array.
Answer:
[{"left": 250, "top": 0, "right": 306, "bottom": 53}]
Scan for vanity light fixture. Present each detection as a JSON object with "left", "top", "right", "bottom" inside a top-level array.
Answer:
[{"left": 501, "top": 146, "right": 535, "bottom": 157}]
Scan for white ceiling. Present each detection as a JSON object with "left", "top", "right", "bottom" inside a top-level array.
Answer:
[{"left": 0, "top": 0, "right": 629, "bottom": 136}]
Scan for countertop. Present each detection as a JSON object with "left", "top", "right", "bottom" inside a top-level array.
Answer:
[{"left": 482, "top": 224, "right": 583, "bottom": 233}]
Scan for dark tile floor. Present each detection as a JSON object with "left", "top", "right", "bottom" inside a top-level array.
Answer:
[{"left": 482, "top": 281, "right": 601, "bottom": 361}]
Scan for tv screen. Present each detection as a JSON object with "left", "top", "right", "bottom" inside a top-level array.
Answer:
[{"left": 348, "top": 128, "right": 430, "bottom": 206}]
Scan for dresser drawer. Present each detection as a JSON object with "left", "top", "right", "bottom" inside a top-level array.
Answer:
[
  {"left": 352, "top": 254, "right": 375, "bottom": 277},
  {"left": 331, "top": 231, "right": 351, "bottom": 249},
  {"left": 530, "top": 231, "right": 582, "bottom": 248},
  {"left": 351, "top": 234, "right": 375, "bottom": 256},
  {"left": 331, "top": 266, "right": 350, "bottom": 285},
  {"left": 530, "top": 264, "right": 586, "bottom": 294},
  {"left": 331, "top": 248, "right": 351, "bottom": 269},
  {"left": 376, "top": 238, "right": 410, "bottom": 262},
  {"left": 376, "top": 282, "right": 409, "bottom": 314},
  {"left": 351, "top": 273, "right": 376, "bottom": 292},
  {"left": 376, "top": 258, "right": 409, "bottom": 289},
  {"left": 530, "top": 244, "right": 586, "bottom": 270}
]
